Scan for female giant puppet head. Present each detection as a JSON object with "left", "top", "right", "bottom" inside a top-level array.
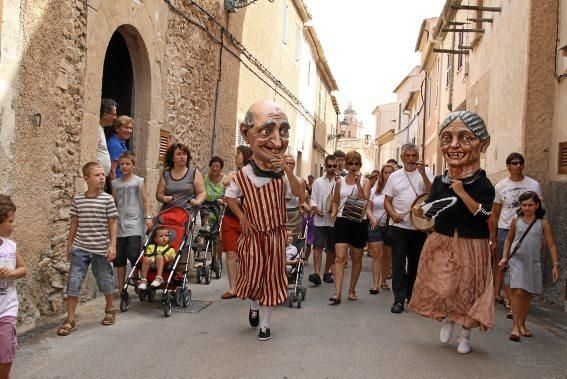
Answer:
[
  {"left": 439, "top": 111, "right": 490, "bottom": 180},
  {"left": 239, "top": 100, "right": 290, "bottom": 172}
]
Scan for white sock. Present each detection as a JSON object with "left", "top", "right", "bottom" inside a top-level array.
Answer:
[
  {"left": 248, "top": 299, "right": 260, "bottom": 311},
  {"left": 260, "top": 306, "right": 272, "bottom": 329},
  {"left": 460, "top": 326, "right": 471, "bottom": 339}
]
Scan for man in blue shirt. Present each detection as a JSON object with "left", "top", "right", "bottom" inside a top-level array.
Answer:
[{"left": 107, "top": 115, "right": 133, "bottom": 180}]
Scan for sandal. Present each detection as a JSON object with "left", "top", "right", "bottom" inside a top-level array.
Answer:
[
  {"left": 509, "top": 332, "right": 521, "bottom": 341},
  {"left": 380, "top": 283, "right": 390, "bottom": 290},
  {"left": 504, "top": 301, "right": 511, "bottom": 310},
  {"left": 221, "top": 290, "right": 237, "bottom": 299},
  {"left": 101, "top": 308, "right": 117, "bottom": 326},
  {"left": 495, "top": 296, "right": 505, "bottom": 304},
  {"left": 348, "top": 290, "right": 357, "bottom": 301},
  {"left": 369, "top": 287, "right": 379, "bottom": 295},
  {"left": 57, "top": 320, "right": 76, "bottom": 336},
  {"left": 329, "top": 293, "right": 341, "bottom": 305},
  {"left": 519, "top": 328, "right": 533, "bottom": 337},
  {"left": 506, "top": 311, "right": 513, "bottom": 320}
]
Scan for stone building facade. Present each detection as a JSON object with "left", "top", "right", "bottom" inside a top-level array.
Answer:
[{"left": 0, "top": 0, "right": 243, "bottom": 328}]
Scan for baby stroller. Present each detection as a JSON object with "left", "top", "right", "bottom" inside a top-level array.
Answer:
[
  {"left": 193, "top": 200, "right": 225, "bottom": 284},
  {"left": 119, "top": 207, "right": 197, "bottom": 317},
  {"left": 287, "top": 218, "right": 309, "bottom": 308}
]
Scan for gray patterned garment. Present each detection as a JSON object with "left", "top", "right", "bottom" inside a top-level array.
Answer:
[
  {"left": 508, "top": 218, "right": 543, "bottom": 294},
  {"left": 112, "top": 175, "right": 145, "bottom": 237}
]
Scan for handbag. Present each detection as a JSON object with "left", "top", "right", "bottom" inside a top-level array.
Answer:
[
  {"left": 341, "top": 186, "right": 368, "bottom": 223},
  {"left": 503, "top": 218, "right": 537, "bottom": 286}
]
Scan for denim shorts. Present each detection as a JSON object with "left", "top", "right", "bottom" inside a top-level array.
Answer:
[
  {"left": 66, "top": 247, "right": 115, "bottom": 297},
  {"left": 497, "top": 228, "right": 509, "bottom": 258},
  {"left": 368, "top": 225, "right": 389, "bottom": 244}
]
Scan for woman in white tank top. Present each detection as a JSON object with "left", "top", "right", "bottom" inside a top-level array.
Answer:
[{"left": 328, "top": 151, "right": 368, "bottom": 304}]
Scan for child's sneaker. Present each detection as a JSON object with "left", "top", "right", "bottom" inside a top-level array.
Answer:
[
  {"left": 138, "top": 279, "right": 148, "bottom": 290},
  {"left": 151, "top": 276, "right": 163, "bottom": 288},
  {"left": 258, "top": 327, "right": 271, "bottom": 341}
]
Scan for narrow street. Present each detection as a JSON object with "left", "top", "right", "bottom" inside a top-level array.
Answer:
[{"left": 13, "top": 257, "right": 567, "bottom": 378}]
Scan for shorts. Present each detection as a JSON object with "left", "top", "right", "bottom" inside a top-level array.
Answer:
[
  {"left": 114, "top": 235, "right": 142, "bottom": 268},
  {"left": 333, "top": 217, "right": 368, "bottom": 249},
  {"left": 0, "top": 316, "right": 17, "bottom": 364},
  {"left": 497, "top": 228, "right": 509, "bottom": 258},
  {"left": 314, "top": 226, "right": 335, "bottom": 252},
  {"left": 221, "top": 214, "right": 241, "bottom": 252},
  {"left": 368, "top": 224, "right": 389, "bottom": 244},
  {"left": 66, "top": 247, "right": 115, "bottom": 297}
]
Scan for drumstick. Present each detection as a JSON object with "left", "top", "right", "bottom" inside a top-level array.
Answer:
[{"left": 400, "top": 196, "right": 457, "bottom": 219}]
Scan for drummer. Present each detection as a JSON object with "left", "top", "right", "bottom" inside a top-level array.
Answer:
[{"left": 383, "top": 143, "right": 434, "bottom": 314}]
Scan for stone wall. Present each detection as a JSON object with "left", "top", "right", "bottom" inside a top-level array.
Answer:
[{"left": 7, "top": 0, "right": 88, "bottom": 324}]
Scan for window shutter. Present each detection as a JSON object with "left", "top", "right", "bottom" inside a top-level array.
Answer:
[
  {"left": 159, "top": 130, "right": 171, "bottom": 162},
  {"left": 559, "top": 142, "right": 567, "bottom": 174}
]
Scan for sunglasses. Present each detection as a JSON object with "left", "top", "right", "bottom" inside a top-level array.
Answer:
[
  {"left": 326, "top": 164, "right": 337, "bottom": 168},
  {"left": 347, "top": 162, "right": 362, "bottom": 167},
  {"left": 508, "top": 161, "right": 524, "bottom": 166}
]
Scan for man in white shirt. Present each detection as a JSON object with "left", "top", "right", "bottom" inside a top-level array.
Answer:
[
  {"left": 490, "top": 152, "right": 543, "bottom": 304},
  {"left": 384, "top": 143, "right": 434, "bottom": 314},
  {"left": 97, "top": 98, "right": 117, "bottom": 176},
  {"left": 308, "top": 155, "right": 338, "bottom": 285}
]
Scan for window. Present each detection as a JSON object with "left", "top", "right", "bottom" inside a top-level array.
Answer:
[
  {"left": 295, "top": 24, "right": 301, "bottom": 61},
  {"left": 457, "top": 31, "right": 464, "bottom": 70},
  {"left": 281, "top": 1, "right": 288, "bottom": 44},
  {"left": 235, "top": 121, "right": 246, "bottom": 147},
  {"left": 446, "top": 54, "right": 451, "bottom": 88},
  {"left": 559, "top": 142, "right": 567, "bottom": 174},
  {"left": 159, "top": 130, "right": 171, "bottom": 162}
]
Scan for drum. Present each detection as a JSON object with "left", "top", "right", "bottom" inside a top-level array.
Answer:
[
  {"left": 342, "top": 196, "right": 368, "bottom": 223},
  {"left": 409, "top": 193, "right": 434, "bottom": 232}
]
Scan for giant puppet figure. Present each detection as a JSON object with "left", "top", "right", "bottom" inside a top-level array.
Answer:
[
  {"left": 224, "top": 100, "right": 302, "bottom": 341},
  {"left": 410, "top": 111, "right": 495, "bottom": 354}
]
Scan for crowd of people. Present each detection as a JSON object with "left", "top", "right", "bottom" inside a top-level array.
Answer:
[{"left": 0, "top": 100, "right": 562, "bottom": 376}]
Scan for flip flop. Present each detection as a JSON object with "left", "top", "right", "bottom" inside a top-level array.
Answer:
[{"left": 380, "top": 283, "right": 390, "bottom": 290}]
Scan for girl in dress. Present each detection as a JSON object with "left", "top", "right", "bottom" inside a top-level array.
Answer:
[{"left": 498, "top": 192, "right": 560, "bottom": 341}]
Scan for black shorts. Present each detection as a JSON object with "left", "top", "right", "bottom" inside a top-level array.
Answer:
[
  {"left": 114, "top": 236, "right": 142, "bottom": 267},
  {"left": 333, "top": 217, "right": 368, "bottom": 249},
  {"left": 314, "top": 226, "right": 335, "bottom": 252}
]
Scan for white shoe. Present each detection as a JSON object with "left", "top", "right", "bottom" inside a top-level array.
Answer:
[
  {"left": 151, "top": 276, "right": 163, "bottom": 288},
  {"left": 457, "top": 337, "right": 471, "bottom": 354},
  {"left": 440, "top": 318, "right": 455, "bottom": 344},
  {"left": 138, "top": 280, "right": 147, "bottom": 290}
]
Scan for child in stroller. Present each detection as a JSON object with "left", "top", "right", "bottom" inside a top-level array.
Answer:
[
  {"left": 138, "top": 226, "right": 175, "bottom": 290},
  {"left": 193, "top": 200, "right": 225, "bottom": 284},
  {"left": 120, "top": 207, "right": 195, "bottom": 317},
  {"left": 287, "top": 223, "right": 308, "bottom": 308}
]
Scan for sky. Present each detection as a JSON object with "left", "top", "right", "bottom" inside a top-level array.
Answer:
[{"left": 305, "top": 0, "right": 445, "bottom": 137}]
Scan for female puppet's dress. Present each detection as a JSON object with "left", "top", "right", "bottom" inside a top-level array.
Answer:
[{"left": 409, "top": 170, "right": 495, "bottom": 330}]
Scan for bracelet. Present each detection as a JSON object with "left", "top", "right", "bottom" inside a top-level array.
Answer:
[{"left": 145, "top": 216, "right": 152, "bottom": 220}]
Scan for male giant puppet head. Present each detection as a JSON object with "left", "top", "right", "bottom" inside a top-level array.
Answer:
[
  {"left": 240, "top": 100, "right": 290, "bottom": 174},
  {"left": 439, "top": 111, "right": 490, "bottom": 182}
]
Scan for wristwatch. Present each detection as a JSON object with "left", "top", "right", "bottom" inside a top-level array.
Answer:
[{"left": 145, "top": 216, "right": 152, "bottom": 220}]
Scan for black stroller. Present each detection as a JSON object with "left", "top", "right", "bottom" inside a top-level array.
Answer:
[
  {"left": 119, "top": 207, "right": 197, "bottom": 317},
  {"left": 193, "top": 200, "right": 225, "bottom": 284},
  {"left": 286, "top": 217, "right": 309, "bottom": 308}
]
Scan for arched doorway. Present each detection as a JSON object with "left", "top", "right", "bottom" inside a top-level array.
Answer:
[{"left": 101, "top": 31, "right": 134, "bottom": 147}]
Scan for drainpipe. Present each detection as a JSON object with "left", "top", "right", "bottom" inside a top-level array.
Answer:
[
  {"left": 210, "top": 26, "right": 225, "bottom": 158},
  {"left": 447, "top": 31, "right": 455, "bottom": 112},
  {"left": 421, "top": 73, "right": 427, "bottom": 162}
]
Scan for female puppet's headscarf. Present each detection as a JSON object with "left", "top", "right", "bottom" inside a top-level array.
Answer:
[{"left": 439, "top": 111, "right": 490, "bottom": 142}]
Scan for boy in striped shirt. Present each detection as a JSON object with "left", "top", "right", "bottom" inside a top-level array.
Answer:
[{"left": 57, "top": 162, "right": 118, "bottom": 336}]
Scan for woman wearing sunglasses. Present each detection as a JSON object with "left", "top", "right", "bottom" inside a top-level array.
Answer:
[{"left": 329, "top": 151, "right": 368, "bottom": 304}]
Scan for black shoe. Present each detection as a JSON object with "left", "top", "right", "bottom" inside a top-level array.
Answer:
[
  {"left": 308, "top": 273, "right": 322, "bottom": 286},
  {"left": 258, "top": 327, "right": 271, "bottom": 341},
  {"left": 391, "top": 302, "right": 404, "bottom": 313},
  {"left": 323, "top": 272, "right": 334, "bottom": 283},
  {"left": 249, "top": 307, "right": 260, "bottom": 327}
]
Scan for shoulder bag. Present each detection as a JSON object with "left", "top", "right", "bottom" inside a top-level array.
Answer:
[{"left": 341, "top": 181, "right": 368, "bottom": 223}]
